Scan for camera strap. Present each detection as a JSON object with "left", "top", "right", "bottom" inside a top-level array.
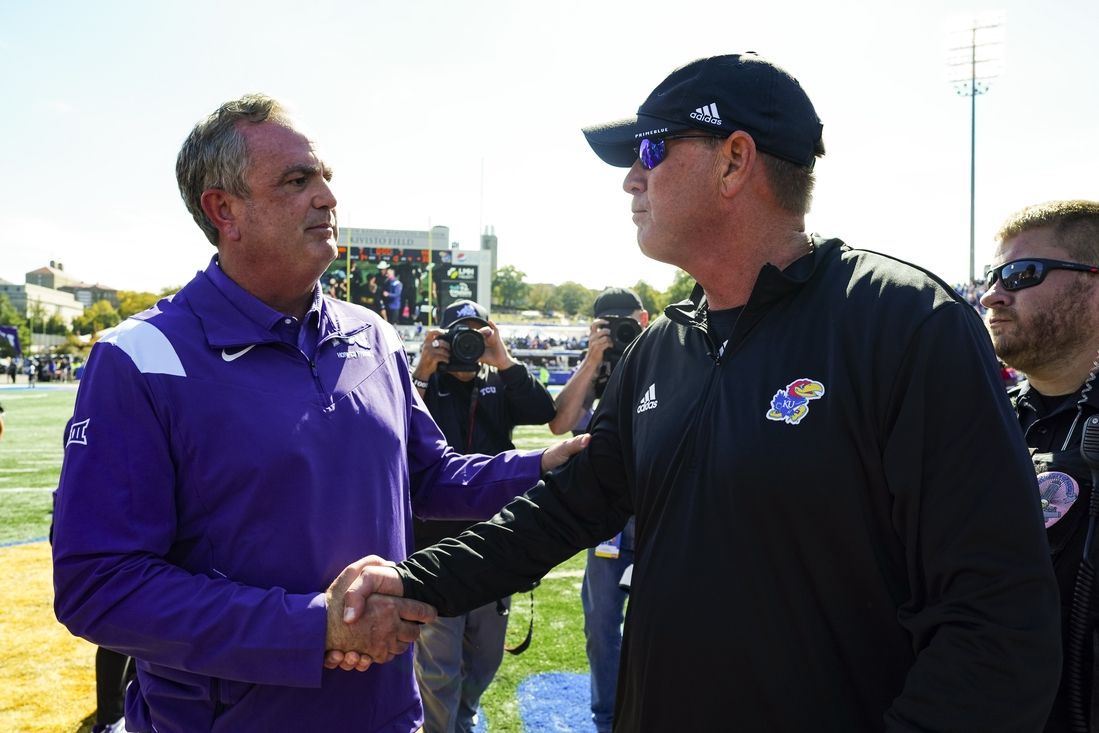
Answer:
[
  {"left": 502, "top": 587, "right": 537, "bottom": 655},
  {"left": 465, "top": 378, "right": 480, "bottom": 452}
]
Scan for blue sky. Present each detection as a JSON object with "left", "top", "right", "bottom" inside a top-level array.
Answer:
[{"left": 2, "top": 0, "right": 1097, "bottom": 294}]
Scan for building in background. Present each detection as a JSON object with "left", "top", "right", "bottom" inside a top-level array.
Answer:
[
  {"left": 0, "top": 280, "right": 83, "bottom": 328},
  {"left": 25, "top": 261, "right": 81, "bottom": 290},
  {"left": 25, "top": 261, "right": 120, "bottom": 309},
  {"left": 0, "top": 260, "right": 127, "bottom": 352}
]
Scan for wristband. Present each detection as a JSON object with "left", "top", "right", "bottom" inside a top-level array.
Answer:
[{"left": 411, "top": 376, "right": 430, "bottom": 389}]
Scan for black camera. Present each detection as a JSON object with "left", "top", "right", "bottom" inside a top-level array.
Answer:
[
  {"left": 602, "top": 316, "right": 642, "bottom": 362},
  {"left": 594, "top": 316, "right": 642, "bottom": 399},
  {"left": 438, "top": 325, "right": 486, "bottom": 373}
]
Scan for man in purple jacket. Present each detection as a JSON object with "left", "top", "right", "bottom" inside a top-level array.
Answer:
[{"left": 51, "top": 94, "right": 580, "bottom": 733}]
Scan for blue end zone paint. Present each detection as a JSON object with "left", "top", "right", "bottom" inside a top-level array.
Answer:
[
  {"left": 0, "top": 384, "right": 79, "bottom": 392},
  {"left": 518, "top": 672, "right": 597, "bottom": 732},
  {"left": 0, "top": 537, "right": 48, "bottom": 548}
]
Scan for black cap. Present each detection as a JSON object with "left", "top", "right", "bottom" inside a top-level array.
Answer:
[
  {"left": 593, "top": 288, "right": 643, "bottom": 318},
  {"left": 442, "top": 300, "right": 490, "bottom": 329},
  {"left": 582, "top": 53, "right": 824, "bottom": 169}
]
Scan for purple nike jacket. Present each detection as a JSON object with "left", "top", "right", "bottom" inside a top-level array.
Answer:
[{"left": 52, "top": 258, "right": 542, "bottom": 732}]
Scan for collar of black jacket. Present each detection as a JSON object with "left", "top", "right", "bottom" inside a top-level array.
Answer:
[
  {"left": 664, "top": 236, "right": 837, "bottom": 338},
  {"left": 1013, "top": 377, "right": 1099, "bottom": 418}
]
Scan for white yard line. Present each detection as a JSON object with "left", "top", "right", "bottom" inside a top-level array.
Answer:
[{"left": 544, "top": 568, "right": 585, "bottom": 580}]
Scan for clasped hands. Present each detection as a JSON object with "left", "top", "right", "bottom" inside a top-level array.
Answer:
[{"left": 324, "top": 555, "right": 425, "bottom": 672}]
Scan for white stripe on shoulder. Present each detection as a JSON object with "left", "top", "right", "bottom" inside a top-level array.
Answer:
[
  {"left": 380, "top": 322, "right": 404, "bottom": 355},
  {"left": 100, "top": 319, "right": 186, "bottom": 377}
]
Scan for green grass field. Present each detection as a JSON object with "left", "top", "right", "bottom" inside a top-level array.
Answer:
[
  {"left": 0, "top": 387, "right": 72, "bottom": 544},
  {"left": 0, "top": 387, "right": 593, "bottom": 732}
]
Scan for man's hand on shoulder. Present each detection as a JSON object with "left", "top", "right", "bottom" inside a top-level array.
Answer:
[{"left": 541, "top": 433, "right": 591, "bottom": 473}]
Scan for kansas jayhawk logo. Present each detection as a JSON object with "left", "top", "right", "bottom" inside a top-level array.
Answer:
[{"left": 766, "top": 378, "right": 825, "bottom": 425}]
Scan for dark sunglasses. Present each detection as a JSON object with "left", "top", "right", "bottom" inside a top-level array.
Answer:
[
  {"left": 984, "top": 258, "right": 1099, "bottom": 291},
  {"left": 634, "top": 135, "right": 721, "bottom": 170}
]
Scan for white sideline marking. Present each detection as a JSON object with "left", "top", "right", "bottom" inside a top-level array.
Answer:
[{"left": 543, "top": 568, "right": 584, "bottom": 580}]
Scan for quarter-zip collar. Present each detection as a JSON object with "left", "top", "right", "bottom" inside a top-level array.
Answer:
[
  {"left": 185, "top": 256, "right": 371, "bottom": 350},
  {"left": 664, "top": 236, "right": 836, "bottom": 353}
]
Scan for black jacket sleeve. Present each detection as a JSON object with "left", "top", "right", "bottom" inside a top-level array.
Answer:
[
  {"left": 398, "top": 369, "right": 633, "bottom": 615},
  {"left": 882, "top": 304, "right": 1061, "bottom": 732},
  {"left": 497, "top": 363, "right": 556, "bottom": 426}
]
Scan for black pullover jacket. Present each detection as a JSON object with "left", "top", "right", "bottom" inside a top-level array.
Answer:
[{"left": 398, "top": 238, "right": 1061, "bottom": 732}]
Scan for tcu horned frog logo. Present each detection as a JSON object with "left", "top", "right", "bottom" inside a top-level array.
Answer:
[{"left": 766, "top": 378, "right": 825, "bottom": 426}]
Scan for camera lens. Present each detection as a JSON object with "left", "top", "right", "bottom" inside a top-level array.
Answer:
[
  {"left": 612, "top": 319, "right": 641, "bottom": 349},
  {"left": 450, "top": 329, "right": 486, "bottom": 363}
]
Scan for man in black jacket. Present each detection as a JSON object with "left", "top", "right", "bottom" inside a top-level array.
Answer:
[
  {"left": 980, "top": 200, "right": 1099, "bottom": 732},
  {"left": 334, "top": 54, "right": 1060, "bottom": 732},
  {"left": 408, "top": 299, "right": 556, "bottom": 733}
]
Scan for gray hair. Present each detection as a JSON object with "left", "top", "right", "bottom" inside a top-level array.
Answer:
[
  {"left": 997, "top": 200, "right": 1099, "bottom": 263},
  {"left": 700, "top": 137, "right": 816, "bottom": 215},
  {"left": 176, "top": 94, "right": 295, "bottom": 245},
  {"left": 760, "top": 153, "right": 816, "bottom": 216}
]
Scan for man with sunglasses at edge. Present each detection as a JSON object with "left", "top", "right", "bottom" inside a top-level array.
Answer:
[
  {"left": 332, "top": 54, "right": 1061, "bottom": 731},
  {"left": 50, "top": 94, "right": 586, "bottom": 733},
  {"left": 980, "top": 201, "right": 1099, "bottom": 733}
]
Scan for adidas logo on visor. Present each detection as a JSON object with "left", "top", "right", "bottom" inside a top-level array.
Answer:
[{"left": 690, "top": 102, "right": 722, "bottom": 126}]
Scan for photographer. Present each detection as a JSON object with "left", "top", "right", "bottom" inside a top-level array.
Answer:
[
  {"left": 548, "top": 288, "right": 647, "bottom": 436},
  {"left": 409, "top": 299, "right": 556, "bottom": 733},
  {"left": 548, "top": 287, "right": 646, "bottom": 733}
]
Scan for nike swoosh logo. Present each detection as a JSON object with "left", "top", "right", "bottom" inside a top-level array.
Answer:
[{"left": 221, "top": 345, "right": 257, "bottom": 362}]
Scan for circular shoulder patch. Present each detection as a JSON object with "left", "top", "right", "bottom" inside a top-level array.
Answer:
[{"left": 1037, "top": 471, "right": 1080, "bottom": 529}]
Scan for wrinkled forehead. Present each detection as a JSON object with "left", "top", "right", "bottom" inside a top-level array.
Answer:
[{"left": 240, "top": 121, "right": 332, "bottom": 176}]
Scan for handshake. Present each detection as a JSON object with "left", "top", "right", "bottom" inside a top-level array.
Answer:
[{"left": 323, "top": 555, "right": 429, "bottom": 672}]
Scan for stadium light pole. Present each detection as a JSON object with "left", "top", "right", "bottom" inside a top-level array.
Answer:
[{"left": 947, "top": 12, "right": 1005, "bottom": 283}]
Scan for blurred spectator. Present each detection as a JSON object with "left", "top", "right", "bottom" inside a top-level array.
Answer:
[
  {"left": 1000, "top": 361, "right": 1020, "bottom": 389},
  {"left": 954, "top": 279, "right": 988, "bottom": 315},
  {"left": 380, "top": 263, "right": 402, "bottom": 323}
]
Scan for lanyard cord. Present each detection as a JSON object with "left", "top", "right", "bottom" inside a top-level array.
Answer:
[
  {"left": 466, "top": 379, "right": 480, "bottom": 452},
  {"left": 1061, "top": 350, "right": 1099, "bottom": 453}
]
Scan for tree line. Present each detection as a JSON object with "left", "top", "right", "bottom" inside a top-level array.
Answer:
[{"left": 491, "top": 265, "right": 696, "bottom": 318}]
